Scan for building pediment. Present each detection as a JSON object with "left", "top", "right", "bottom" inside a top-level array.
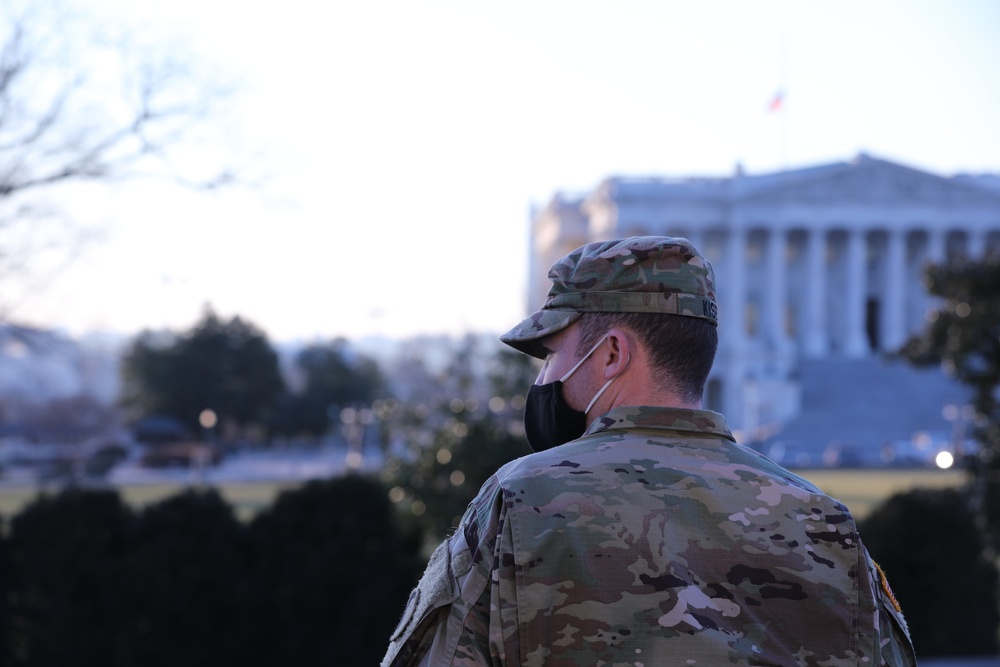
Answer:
[{"left": 741, "top": 155, "right": 1000, "bottom": 209}]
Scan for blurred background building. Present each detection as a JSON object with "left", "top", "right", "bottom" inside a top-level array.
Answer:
[{"left": 528, "top": 153, "right": 1000, "bottom": 465}]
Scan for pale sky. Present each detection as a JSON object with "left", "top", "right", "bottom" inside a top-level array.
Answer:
[{"left": 11, "top": 0, "right": 1000, "bottom": 344}]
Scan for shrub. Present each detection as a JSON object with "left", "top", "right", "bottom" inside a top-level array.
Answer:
[
  {"left": 246, "top": 475, "right": 422, "bottom": 666},
  {"left": 860, "top": 487, "right": 1000, "bottom": 657},
  {"left": 113, "top": 489, "right": 253, "bottom": 667},
  {"left": 4, "top": 488, "right": 133, "bottom": 667},
  {"left": 0, "top": 477, "right": 423, "bottom": 666}
]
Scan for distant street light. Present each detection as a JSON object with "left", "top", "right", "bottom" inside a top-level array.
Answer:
[
  {"left": 194, "top": 408, "right": 218, "bottom": 485},
  {"left": 935, "top": 450, "right": 955, "bottom": 469},
  {"left": 199, "top": 409, "right": 218, "bottom": 431}
]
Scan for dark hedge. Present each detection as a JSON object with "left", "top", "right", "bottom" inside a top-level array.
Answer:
[
  {"left": 860, "top": 486, "right": 1000, "bottom": 658},
  {"left": 0, "top": 475, "right": 422, "bottom": 667}
]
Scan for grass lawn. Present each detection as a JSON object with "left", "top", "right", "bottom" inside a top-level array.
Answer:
[
  {"left": 0, "top": 480, "right": 305, "bottom": 523},
  {"left": 0, "top": 467, "right": 967, "bottom": 524},
  {"left": 798, "top": 467, "right": 965, "bottom": 519}
]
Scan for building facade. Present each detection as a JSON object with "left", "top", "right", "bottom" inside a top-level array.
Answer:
[{"left": 529, "top": 154, "right": 1000, "bottom": 447}]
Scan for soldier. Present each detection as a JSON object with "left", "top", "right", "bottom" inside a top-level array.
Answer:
[{"left": 383, "top": 236, "right": 916, "bottom": 666}]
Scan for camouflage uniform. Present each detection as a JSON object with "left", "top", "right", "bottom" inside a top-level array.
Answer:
[
  {"left": 383, "top": 237, "right": 916, "bottom": 666},
  {"left": 383, "top": 406, "right": 915, "bottom": 666}
]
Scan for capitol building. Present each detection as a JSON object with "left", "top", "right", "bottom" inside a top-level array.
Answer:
[{"left": 528, "top": 154, "right": 1000, "bottom": 465}]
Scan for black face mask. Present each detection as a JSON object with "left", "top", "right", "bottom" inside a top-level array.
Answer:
[
  {"left": 523, "top": 380, "right": 587, "bottom": 452},
  {"left": 522, "top": 334, "right": 626, "bottom": 453}
]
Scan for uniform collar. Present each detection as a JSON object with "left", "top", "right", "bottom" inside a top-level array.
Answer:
[{"left": 584, "top": 405, "right": 736, "bottom": 442}]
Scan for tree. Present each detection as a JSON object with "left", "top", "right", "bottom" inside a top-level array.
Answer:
[
  {"left": 383, "top": 343, "right": 536, "bottom": 542},
  {"left": 0, "top": 0, "right": 243, "bottom": 320},
  {"left": 120, "top": 307, "right": 284, "bottom": 439},
  {"left": 270, "top": 340, "right": 386, "bottom": 439},
  {"left": 896, "top": 257, "right": 1000, "bottom": 549}
]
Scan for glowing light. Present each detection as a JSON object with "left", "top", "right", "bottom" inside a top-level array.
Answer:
[
  {"left": 198, "top": 409, "right": 217, "bottom": 429},
  {"left": 935, "top": 451, "right": 955, "bottom": 469}
]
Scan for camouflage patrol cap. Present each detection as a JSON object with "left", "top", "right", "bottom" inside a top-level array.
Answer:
[{"left": 501, "top": 236, "right": 717, "bottom": 358}]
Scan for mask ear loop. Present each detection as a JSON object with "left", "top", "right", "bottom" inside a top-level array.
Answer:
[
  {"left": 583, "top": 351, "right": 631, "bottom": 414},
  {"left": 559, "top": 335, "right": 608, "bottom": 383}
]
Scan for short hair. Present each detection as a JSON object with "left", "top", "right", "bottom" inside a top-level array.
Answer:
[{"left": 576, "top": 312, "right": 718, "bottom": 404}]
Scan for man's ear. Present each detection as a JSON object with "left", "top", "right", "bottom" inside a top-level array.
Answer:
[{"left": 601, "top": 328, "right": 632, "bottom": 379}]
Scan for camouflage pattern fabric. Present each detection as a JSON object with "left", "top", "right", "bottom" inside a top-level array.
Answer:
[
  {"left": 501, "top": 237, "right": 718, "bottom": 359},
  {"left": 383, "top": 406, "right": 916, "bottom": 666}
]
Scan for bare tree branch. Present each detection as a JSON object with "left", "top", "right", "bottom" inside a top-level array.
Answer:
[{"left": 0, "top": 0, "right": 254, "bottom": 322}]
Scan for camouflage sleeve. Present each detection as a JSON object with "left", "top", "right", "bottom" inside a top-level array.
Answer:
[
  {"left": 382, "top": 478, "right": 505, "bottom": 667},
  {"left": 489, "top": 492, "right": 520, "bottom": 663},
  {"left": 450, "top": 536, "right": 497, "bottom": 665},
  {"left": 859, "top": 547, "right": 916, "bottom": 667},
  {"left": 870, "top": 557, "right": 917, "bottom": 667}
]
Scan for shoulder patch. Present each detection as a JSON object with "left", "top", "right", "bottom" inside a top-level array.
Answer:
[{"left": 874, "top": 560, "right": 902, "bottom": 613}]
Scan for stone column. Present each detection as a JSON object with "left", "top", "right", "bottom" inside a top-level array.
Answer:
[
  {"left": 764, "top": 229, "right": 788, "bottom": 347},
  {"left": 882, "top": 229, "right": 907, "bottom": 352},
  {"left": 803, "top": 228, "right": 828, "bottom": 357},
  {"left": 843, "top": 228, "right": 869, "bottom": 357}
]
